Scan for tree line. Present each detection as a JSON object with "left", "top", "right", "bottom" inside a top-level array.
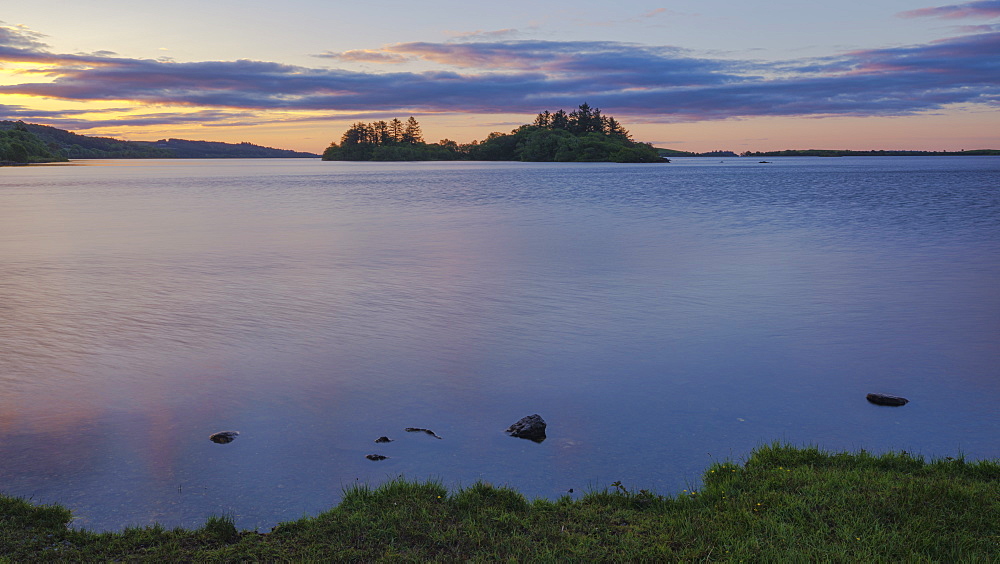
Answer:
[
  {"left": 322, "top": 104, "right": 664, "bottom": 163},
  {"left": 0, "top": 122, "right": 67, "bottom": 164}
]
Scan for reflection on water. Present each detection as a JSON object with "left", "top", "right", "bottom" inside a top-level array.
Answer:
[{"left": 1, "top": 158, "right": 998, "bottom": 531}]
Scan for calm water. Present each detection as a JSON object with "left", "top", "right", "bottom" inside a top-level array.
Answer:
[{"left": 1, "top": 157, "right": 998, "bottom": 531}]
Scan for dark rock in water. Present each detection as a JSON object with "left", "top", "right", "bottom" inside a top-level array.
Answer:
[
  {"left": 506, "top": 414, "right": 546, "bottom": 442},
  {"left": 866, "top": 393, "right": 909, "bottom": 406},
  {"left": 375, "top": 436, "right": 394, "bottom": 443},
  {"left": 209, "top": 431, "right": 239, "bottom": 444},
  {"left": 405, "top": 427, "right": 443, "bottom": 439},
  {"left": 366, "top": 454, "right": 388, "bottom": 461}
]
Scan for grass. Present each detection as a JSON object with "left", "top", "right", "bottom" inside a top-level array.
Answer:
[{"left": 2, "top": 443, "right": 998, "bottom": 561}]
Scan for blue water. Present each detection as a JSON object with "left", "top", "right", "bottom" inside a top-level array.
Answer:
[{"left": 1, "top": 157, "right": 998, "bottom": 531}]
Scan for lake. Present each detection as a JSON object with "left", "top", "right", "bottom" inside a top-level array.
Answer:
[{"left": 1, "top": 157, "right": 998, "bottom": 532}]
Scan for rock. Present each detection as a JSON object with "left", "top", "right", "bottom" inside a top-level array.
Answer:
[
  {"left": 866, "top": 393, "right": 909, "bottom": 406},
  {"left": 404, "top": 427, "right": 443, "bottom": 439},
  {"left": 506, "top": 414, "right": 546, "bottom": 442},
  {"left": 366, "top": 454, "right": 388, "bottom": 461},
  {"left": 375, "top": 436, "right": 394, "bottom": 443},
  {"left": 209, "top": 431, "right": 239, "bottom": 444}
]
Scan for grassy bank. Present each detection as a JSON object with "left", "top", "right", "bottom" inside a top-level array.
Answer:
[{"left": 3, "top": 443, "right": 998, "bottom": 561}]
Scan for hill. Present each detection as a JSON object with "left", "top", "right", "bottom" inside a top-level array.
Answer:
[
  {"left": 0, "top": 123, "right": 68, "bottom": 164},
  {"left": 0, "top": 121, "right": 319, "bottom": 159},
  {"left": 742, "top": 149, "right": 1000, "bottom": 157},
  {"left": 139, "top": 138, "right": 319, "bottom": 159},
  {"left": 656, "top": 148, "right": 739, "bottom": 158}
]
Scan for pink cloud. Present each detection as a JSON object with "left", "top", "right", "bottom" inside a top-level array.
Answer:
[
  {"left": 313, "top": 49, "right": 412, "bottom": 64},
  {"left": 899, "top": 0, "right": 1000, "bottom": 20},
  {"left": 2, "top": 22, "right": 998, "bottom": 126}
]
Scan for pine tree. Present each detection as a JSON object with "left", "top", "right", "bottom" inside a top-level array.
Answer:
[
  {"left": 388, "top": 118, "right": 404, "bottom": 142},
  {"left": 402, "top": 116, "right": 423, "bottom": 144}
]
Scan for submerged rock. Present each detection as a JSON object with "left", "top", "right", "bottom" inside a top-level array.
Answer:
[
  {"left": 366, "top": 454, "right": 388, "bottom": 461},
  {"left": 375, "top": 436, "right": 394, "bottom": 443},
  {"left": 866, "top": 393, "right": 909, "bottom": 406},
  {"left": 209, "top": 431, "right": 239, "bottom": 444},
  {"left": 506, "top": 414, "right": 546, "bottom": 442},
  {"left": 405, "top": 427, "right": 443, "bottom": 439}
]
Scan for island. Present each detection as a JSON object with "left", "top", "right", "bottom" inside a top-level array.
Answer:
[
  {"left": 0, "top": 120, "right": 319, "bottom": 160},
  {"left": 321, "top": 104, "right": 664, "bottom": 163}
]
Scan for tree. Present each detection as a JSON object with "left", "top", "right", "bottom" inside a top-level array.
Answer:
[
  {"left": 602, "top": 116, "right": 630, "bottom": 140},
  {"left": 388, "top": 118, "right": 404, "bottom": 142},
  {"left": 550, "top": 109, "right": 569, "bottom": 131},
  {"left": 569, "top": 103, "right": 602, "bottom": 134},
  {"left": 372, "top": 121, "right": 390, "bottom": 145},
  {"left": 402, "top": 116, "right": 423, "bottom": 144}
]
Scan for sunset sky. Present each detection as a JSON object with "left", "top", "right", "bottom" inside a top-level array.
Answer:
[{"left": 1, "top": 0, "right": 998, "bottom": 153}]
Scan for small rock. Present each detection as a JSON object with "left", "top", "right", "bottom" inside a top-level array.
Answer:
[
  {"left": 375, "top": 436, "right": 394, "bottom": 443},
  {"left": 405, "top": 427, "right": 443, "bottom": 439},
  {"left": 366, "top": 454, "right": 388, "bottom": 461},
  {"left": 866, "top": 393, "right": 909, "bottom": 406},
  {"left": 209, "top": 431, "right": 239, "bottom": 444},
  {"left": 506, "top": 414, "right": 546, "bottom": 442}
]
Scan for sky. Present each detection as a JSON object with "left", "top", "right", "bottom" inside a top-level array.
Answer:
[{"left": 1, "top": 0, "right": 998, "bottom": 153}]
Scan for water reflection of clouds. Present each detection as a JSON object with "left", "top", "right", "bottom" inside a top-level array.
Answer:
[{"left": 3, "top": 160, "right": 999, "bottom": 532}]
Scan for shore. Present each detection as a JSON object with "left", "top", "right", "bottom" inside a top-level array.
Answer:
[{"left": 2, "top": 443, "right": 997, "bottom": 560}]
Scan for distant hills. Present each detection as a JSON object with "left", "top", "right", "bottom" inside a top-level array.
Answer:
[
  {"left": 4, "top": 119, "right": 997, "bottom": 165},
  {"left": 741, "top": 149, "right": 1000, "bottom": 157},
  {"left": 657, "top": 148, "right": 1000, "bottom": 158},
  {"left": 0, "top": 121, "right": 319, "bottom": 161},
  {"left": 656, "top": 149, "right": 739, "bottom": 158}
]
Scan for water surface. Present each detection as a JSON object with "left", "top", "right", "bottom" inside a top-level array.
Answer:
[{"left": 1, "top": 157, "right": 998, "bottom": 531}]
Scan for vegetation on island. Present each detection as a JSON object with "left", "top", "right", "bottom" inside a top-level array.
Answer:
[
  {"left": 0, "top": 122, "right": 68, "bottom": 164},
  {"left": 3, "top": 443, "right": 998, "bottom": 561},
  {"left": 322, "top": 104, "right": 664, "bottom": 163},
  {"left": 0, "top": 121, "right": 319, "bottom": 160}
]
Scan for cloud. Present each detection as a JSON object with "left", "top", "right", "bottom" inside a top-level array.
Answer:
[
  {"left": 0, "top": 104, "right": 260, "bottom": 130},
  {"left": 0, "top": 103, "right": 98, "bottom": 120},
  {"left": 640, "top": 8, "right": 668, "bottom": 19},
  {"left": 1, "top": 22, "right": 998, "bottom": 128},
  {"left": 381, "top": 40, "right": 728, "bottom": 78},
  {"left": 0, "top": 21, "right": 48, "bottom": 50},
  {"left": 445, "top": 29, "right": 521, "bottom": 41},
  {"left": 312, "top": 49, "right": 412, "bottom": 64},
  {"left": 899, "top": 1, "right": 1000, "bottom": 20},
  {"left": 954, "top": 23, "right": 1000, "bottom": 31}
]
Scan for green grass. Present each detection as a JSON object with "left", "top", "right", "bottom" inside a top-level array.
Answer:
[{"left": 3, "top": 443, "right": 998, "bottom": 561}]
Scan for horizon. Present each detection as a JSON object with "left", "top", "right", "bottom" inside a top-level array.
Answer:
[{"left": 2, "top": 1, "right": 999, "bottom": 153}]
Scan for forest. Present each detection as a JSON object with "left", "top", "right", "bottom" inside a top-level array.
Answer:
[
  {"left": 0, "top": 123, "right": 67, "bottom": 164},
  {"left": 321, "top": 104, "right": 664, "bottom": 163}
]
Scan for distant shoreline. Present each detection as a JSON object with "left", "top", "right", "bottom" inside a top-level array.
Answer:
[{"left": 738, "top": 149, "right": 999, "bottom": 157}]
